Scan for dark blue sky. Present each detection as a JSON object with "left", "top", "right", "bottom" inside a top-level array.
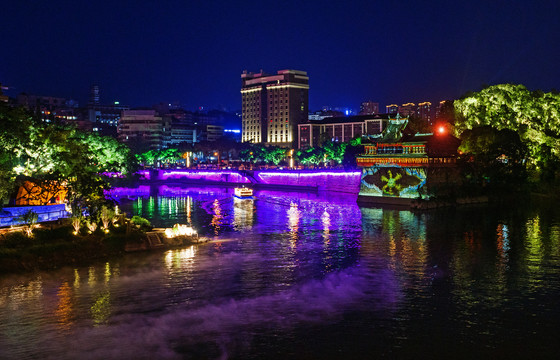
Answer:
[{"left": 2, "top": 0, "right": 559, "bottom": 111}]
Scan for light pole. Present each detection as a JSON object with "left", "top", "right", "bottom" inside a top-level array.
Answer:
[{"left": 214, "top": 152, "right": 220, "bottom": 169}]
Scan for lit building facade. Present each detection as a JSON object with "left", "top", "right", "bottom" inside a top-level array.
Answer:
[
  {"left": 204, "top": 124, "right": 224, "bottom": 142},
  {"left": 359, "top": 101, "right": 379, "bottom": 115},
  {"left": 297, "top": 114, "right": 388, "bottom": 149},
  {"left": 435, "top": 100, "right": 448, "bottom": 120},
  {"left": 241, "top": 69, "right": 309, "bottom": 146},
  {"left": 387, "top": 101, "right": 433, "bottom": 123},
  {"left": 417, "top": 101, "right": 432, "bottom": 123},
  {"left": 88, "top": 103, "right": 129, "bottom": 127},
  {"left": 386, "top": 104, "right": 398, "bottom": 114},
  {"left": 118, "top": 110, "right": 163, "bottom": 150},
  {"left": 398, "top": 103, "right": 417, "bottom": 117},
  {"left": 86, "top": 84, "right": 129, "bottom": 136}
]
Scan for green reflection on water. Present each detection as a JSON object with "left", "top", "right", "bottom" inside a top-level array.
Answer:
[{"left": 91, "top": 291, "right": 111, "bottom": 325}]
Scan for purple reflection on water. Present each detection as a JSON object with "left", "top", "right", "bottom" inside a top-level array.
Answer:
[
  {"left": 160, "top": 170, "right": 250, "bottom": 183},
  {"left": 256, "top": 170, "right": 361, "bottom": 193},
  {"left": 105, "top": 185, "right": 150, "bottom": 199},
  {"left": 35, "top": 265, "right": 399, "bottom": 360}
]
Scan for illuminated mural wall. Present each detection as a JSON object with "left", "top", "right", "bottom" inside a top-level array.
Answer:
[{"left": 360, "top": 165, "right": 427, "bottom": 199}]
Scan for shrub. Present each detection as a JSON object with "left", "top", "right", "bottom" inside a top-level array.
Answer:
[
  {"left": 130, "top": 216, "right": 151, "bottom": 229},
  {"left": 0, "top": 231, "right": 33, "bottom": 249}
]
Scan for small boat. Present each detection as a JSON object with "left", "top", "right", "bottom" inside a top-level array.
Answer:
[{"left": 234, "top": 187, "right": 254, "bottom": 199}]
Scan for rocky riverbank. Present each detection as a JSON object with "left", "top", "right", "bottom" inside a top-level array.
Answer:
[{"left": 0, "top": 224, "right": 203, "bottom": 274}]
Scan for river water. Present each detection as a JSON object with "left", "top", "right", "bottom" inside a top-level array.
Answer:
[{"left": 1, "top": 186, "right": 560, "bottom": 359}]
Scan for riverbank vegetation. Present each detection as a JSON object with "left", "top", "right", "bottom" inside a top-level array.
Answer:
[
  {"left": 0, "top": 223, "right": 129, "bottom": 273},
  {"left": 453, "top": 84, "right": 560, "bottom": 195},
  {"left": 0, "top": 214, "right": 157, "bottom": 273},
  {"left": 0, "top": 102, "right": 137, "bottom": 213}
]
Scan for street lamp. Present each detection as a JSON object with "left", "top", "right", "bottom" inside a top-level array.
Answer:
[
  {"left": 214, "top": 152, "right": 220, "bottom": 169},
  {"left": 289, "top": 149, "right": 294, "bottom": 169}
]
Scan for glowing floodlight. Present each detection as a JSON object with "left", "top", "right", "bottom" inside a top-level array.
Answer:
[{"left": 165, "top": 224, "right": 198, "bottom": 238}]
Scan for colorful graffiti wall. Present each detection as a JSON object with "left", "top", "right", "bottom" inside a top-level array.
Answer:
[{"left": 359, "top": 165, "right": 427, "bottom": 199}]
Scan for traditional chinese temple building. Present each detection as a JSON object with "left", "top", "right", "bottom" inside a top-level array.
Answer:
[{"left": 356, "top": 116, "right": 460, "bottom": 205}]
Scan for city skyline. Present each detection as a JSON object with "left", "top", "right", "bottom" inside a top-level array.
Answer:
[{"left": 2, "top": 0, "right": 559, "bottom": 111}]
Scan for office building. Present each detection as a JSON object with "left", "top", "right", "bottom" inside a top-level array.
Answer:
[
  {"left": 387, "top": 102, "right": 433, "bottom": 123},
  {"left": 297, "top": 114, "right": 389, "bottom": 149},
  {"left": 241, "top": 69, "right": 309, "bottom": 146},
  {"left": 398, "top": 103, "right": 417, "bottom": 117},
  {"left": 360, "top": 101, "right": 379, "bottom": 115},
  {"left": 417, "top": 101, "right": 432, "bottom": 124},
  {"left": 118, "top": 110, "right": 163, "bottom": 150},
  {"left": 386, "top": 104, "right": 399, "bottom": 114}
]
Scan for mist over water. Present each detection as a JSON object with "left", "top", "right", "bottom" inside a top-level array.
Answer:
[{"left": 2, "top": 187, "right": 560, "bottom": 359}]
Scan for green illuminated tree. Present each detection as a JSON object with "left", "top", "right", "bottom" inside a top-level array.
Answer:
[
  {"left": 323, "top": 140, "right": 347, "bottom": 164},
  {"left": 454, "top": 84, "right": 560, "bottom": 182},
  {"left": 0, "top": 103, "right": 135, "bottom": 211},
  {"left": 296, "top": 147, "right": 325, "bottom": 166},
  {"left": 262, "top": 146, "right": 287, "bottom": 165}
]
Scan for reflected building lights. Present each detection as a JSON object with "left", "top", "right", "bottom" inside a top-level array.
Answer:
[
  {"left": 211, "top": 199, "right": 223, "bottom": 235},
  {"left": 88, "top": 266, "right": 96, "bottom": 286},
  {"left": 497, "top": 224, "right": 510, "bottom": 258},
  {"left": 1, "top": 277, "right": 43, "bottom": 310},
  {"left": 55, "top": 281, "right": 75, "bottom": 330},
  {"left": 496, "top": 223, "right": 510, "bottom": 278},
  {"left": 322, "top": 210, "right": 331, "bottom": 245},
  {"left": 233, "top": 197, "right": 255, "bottom": 230},
  {"left": 187, "top": 196, "right": 192, "bottom": 225},
  {"left": 288, "top": 204, "right": 301, "bottom": 246},
  {"left": 165, "top": 246, "right": 196, "bottom": 270}
]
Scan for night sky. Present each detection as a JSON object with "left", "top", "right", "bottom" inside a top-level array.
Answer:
[{"left": 2, "top": 0, "right": 559, "bottom": 112}]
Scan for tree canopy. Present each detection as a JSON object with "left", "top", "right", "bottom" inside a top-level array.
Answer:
[
  {"left": 239, "top": 144, "right": 288, "bottom": 165},
  {"left": 454, "top": 84, "right": 560, "bottom": 181},
  {"left": 0, "top": 103, "right": 136, "bottom": 211},
  {"left": 458, "top": 126, "right": 527, "bottom": 187}
]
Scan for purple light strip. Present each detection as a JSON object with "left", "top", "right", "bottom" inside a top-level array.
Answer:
[{"left": 160, "top": 170, "right": 250, "bottom": 183}]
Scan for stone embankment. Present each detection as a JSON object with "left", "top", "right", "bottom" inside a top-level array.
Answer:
[{"left": 411, "top": 196, "right": 489, "bottom": 210}]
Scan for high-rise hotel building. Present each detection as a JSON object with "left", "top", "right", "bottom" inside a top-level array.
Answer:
[{"left": 241, "top": 69, "right": 309, "bottom": 146}]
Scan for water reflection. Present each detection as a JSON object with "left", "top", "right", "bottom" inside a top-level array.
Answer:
[
  {"left": 2, "top": 189, "right": 560, "bottom": 359},
  {"left": 186, "top": 196, "right": 192, "bottom": 225},
  {"left": 165, "top": 246, "right": 196, "bottom": 271},
  {"left": 91, "top": 291, "right": 111, "bottom": 325},
  {"left": 322, "top": 210, "right": 331, "bottom": 245},
  {"left": 360, "top": 208, "right": 427, "bottom": 278},
  {"left": 211, "top": 199, "right": 224, "bottom": 235},
  {"left": 233, "top": 197, "right": 254, "bottom": 230},
  {"left": 287, "top": 203, "right": 301, "bottom": 246},
  {"left": 55, "top": 282, "right": 74, "bottom": 330},
  {"left": 496, "top": 223, "right": 510, "bottom": 275},
  {"left": 0, "top": 277, "right": 43, "bottom": 310}
]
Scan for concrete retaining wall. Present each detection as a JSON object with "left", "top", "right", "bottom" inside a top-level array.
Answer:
[{"left": 0, "top": 204, "right": 69, "bottom": 227}]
